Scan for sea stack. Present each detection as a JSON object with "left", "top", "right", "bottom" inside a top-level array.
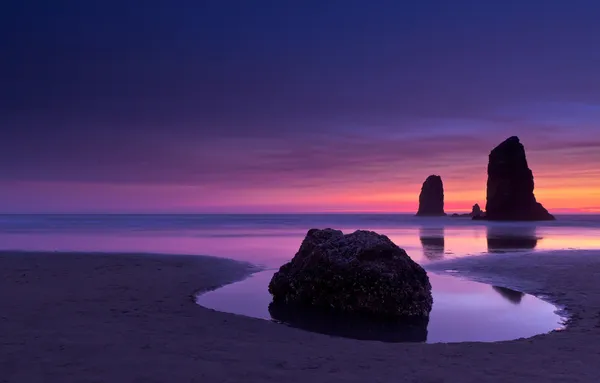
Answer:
[
  {"left": 470, "top": 203, "right": 482, "bottom": 217},
  {"left": 481, "top": 136, "right": 555, "bottom": 221},
  {"left": 416, "top": 175, "right": 446, "bottom": 216}
]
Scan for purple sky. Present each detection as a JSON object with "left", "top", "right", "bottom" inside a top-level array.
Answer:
[{"left": 2, "top": 1, "right": 600, "bottom": 212}]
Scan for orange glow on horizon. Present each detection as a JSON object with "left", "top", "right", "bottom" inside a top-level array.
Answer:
[{"left": 3, "top": 153, "right": 600, "bottom": 213}]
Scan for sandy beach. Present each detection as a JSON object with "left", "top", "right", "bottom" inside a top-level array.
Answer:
[{"left": 1, "top": 250, "right": 600, "bottom": 383}]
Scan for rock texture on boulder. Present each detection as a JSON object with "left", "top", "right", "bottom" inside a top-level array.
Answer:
[
  {"left": 268, "top": 229, "right": 433, "bottom": 319},
  {"left": 480, "top": 136, "right": 555, "bottom": 221},
  {"left": 416, "top": 175, "right": 446, "bottom": 216}
]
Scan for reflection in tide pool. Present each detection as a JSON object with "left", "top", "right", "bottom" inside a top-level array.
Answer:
[
  {"left": 492, "top": 286, "right": 525, "bottom": 304},
  {"left": 196, "top": 270, "right": 565, "bottom": 343},
  {"left": 0, "top": 214, "right": 599, "bottom": 268}
]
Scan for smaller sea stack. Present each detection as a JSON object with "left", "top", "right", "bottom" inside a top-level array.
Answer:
[
  {"left": 416, "top": 175, "right": 446, "bottom": 216},
  {"left": 481, "top": 136, "right": 554, "bottom": 221},
  {"left": 451, "top": 203, "right": 483, "bottom": 217},
  {"left": 471, "top": 203, "right": 483, "bottom": 217}
]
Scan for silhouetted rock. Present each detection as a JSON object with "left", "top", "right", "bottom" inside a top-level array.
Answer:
[
  {"left": 492, "top": 286, "right": 525, "bottom": 304},
  {"left": 479, "top": 136, "right": 555, "bottom": 221},
  {"left": 268, "top": 229, "right": 433, "bottom": 319},
  {"left": 419, "top": 227, "right": 445, "bottom": 260},
  {"left": 486, "top": 226, "right": 538, "bottom": 252},
  {"left": 416, "top": 175, "right": 446, "bottom": 216}
]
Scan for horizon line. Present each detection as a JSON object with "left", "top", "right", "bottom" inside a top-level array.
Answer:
[{"left": 0, "top": 210, "right": 598, "bottom": 215}]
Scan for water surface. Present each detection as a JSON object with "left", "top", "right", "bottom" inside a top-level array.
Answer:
[
  {"left": 0, "top": 214, "right": 598, "bottom": 267},
  {"left": 196, "top": 270, "right": 565, "bottom": 343},
  {"left": 0, "top": 214, "right": 582, "bottom": 343}
]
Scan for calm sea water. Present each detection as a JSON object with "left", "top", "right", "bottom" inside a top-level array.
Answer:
[
  {"left": 197, "top": 270, "right": 564, "bottom": 343},
  {"left": 1, "top": 213, "right": 583, "bottom": 343},
  {"left": 0, "top": 214, "right": 599, "bottom": 267}
]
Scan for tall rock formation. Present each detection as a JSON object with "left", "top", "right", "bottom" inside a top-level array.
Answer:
[
  {"left": 481, "top": 136, "right": 555, "bottom": 221},
  {"left": 416, "top": 175, "right": 446, "bottom": 216}
]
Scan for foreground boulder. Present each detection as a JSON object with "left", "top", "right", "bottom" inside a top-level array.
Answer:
[
  {"left": 479, "top": 136, "right": 554, "bottom": 221},
  {"left": 268, "top": 229, "right": 433, "bottom": 319},
  {"left": 416, "top": 175, "right": 446, "bottom": 216}
]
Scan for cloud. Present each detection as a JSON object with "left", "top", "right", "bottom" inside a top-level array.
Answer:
[
  {"left": 2, "top": 1, "right": 600, "bottom": 211},
  {"left": 3, "top": 106, "right": 599, "bottom": 192},
  {"left": 0, "top": 115, "right": 497, "bottom": 188}
]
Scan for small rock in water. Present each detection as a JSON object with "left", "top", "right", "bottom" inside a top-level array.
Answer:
[
  {"left": 470, "top": 203, "right": 482, "bottom": 217},
  {"left": 268, "top": 229, "right": 433, "bottom": 319},
  {"left": 452, "top": 203, "right": 483, "bottom": 218}
]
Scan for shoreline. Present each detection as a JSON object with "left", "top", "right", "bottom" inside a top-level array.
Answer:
[
  {"left": 424, "top": 258, "right": 572, "bottom": 328},
  {"left": 1, "top": 250, "right": 600, "bottom": 382},
  {"left": 189, "top": 262, "right": 265, "bottom": 305},
  {"left": 424, "top": 250, "right": 595, "bottom": 330}
]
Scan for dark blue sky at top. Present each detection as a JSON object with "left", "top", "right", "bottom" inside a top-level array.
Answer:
[{"left": 1, "top": 0, "right": 600, "bottom": 193}]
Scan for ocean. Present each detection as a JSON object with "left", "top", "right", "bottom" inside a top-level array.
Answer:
[{"left": 0, "top": 214, "right": 598, "bottom": 268}]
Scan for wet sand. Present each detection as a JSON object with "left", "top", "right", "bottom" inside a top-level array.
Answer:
[{"left": 1, "top": 250, "right": 599, "bottom": 382}]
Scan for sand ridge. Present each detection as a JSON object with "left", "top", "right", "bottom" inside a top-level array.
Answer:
[{"left": 1, "top": 250, "right": 599, "bottom": 382}]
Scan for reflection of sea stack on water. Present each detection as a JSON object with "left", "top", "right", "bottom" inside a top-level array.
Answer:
[
  {"left": 492, "top": 286, "right": 525, "bottom": 304},
  {"left": 419, "top": 227, "right": 445, "bottom": 260},
  {"left": 475, "top": 136, "right": 554, "bottom": 221},
  {"left": 416, "top": 175, "right": 446, "bottom": 216},
  {"left": 486, "top": 225, "right": 538, "bottom": 252}
]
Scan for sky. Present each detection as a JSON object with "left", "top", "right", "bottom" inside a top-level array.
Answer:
[{"left": 2, "top": 0, "right": 600, "bottom": 213}]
